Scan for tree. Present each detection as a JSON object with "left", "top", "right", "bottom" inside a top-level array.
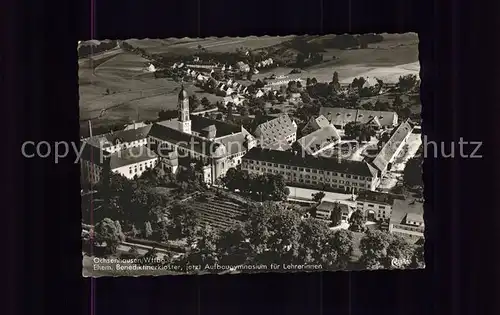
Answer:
[
  {"left": 311, "top": 191, "right": 326, "bottom": 203},
  {"left": 297, "top": 218, "right": 330, "bottom": 265},
  {"left": 351, "top": 77, "right": 366, "bottom": 90},
  {"left": 329, "top": 203, "right": 343, "bottom": 226},
  {"left": 201, "top": 97, "right": 211, "bottom": 110},
  {"left": 331, "top": 71, "right": 340, "bottom": 91},
  {"left": 131, "top": 224, "right": 140, "bottom": 238},
  {"left": 311, "top": 77, "right": 318, "bottom": 85},
  {"left": 392, "top": 95, "right": 403, "bottom": 108},
  {"left": 144, "top": 221, "right": 153, "bottom": 238},
  {"left": 217, "top": 223, "right": 251, "bottom": 266},
  {"left": 169, "top": 203, "right": 201, "bottom": 240},
  {"left": 246, "top": 72, "right": 253, "bottom": 80},
  {"left": 359, "top": 230, "right": 393, "bottom": 269},
  {"left": 403, "top": 157, "right": 423, "bottom": 187},
  {"left": 385, "top": 235, "right": 414, "bottom": 269},
  {"left": 410, "top": 243, "right": 425, "bottom": 268},
  {"left": 246, "top": 203, "right": 302, "bottom": 265},
  {"left": 348, "top": 210, "right": 366, "bottom": 232},
  {"left": 398, "top": 74, "right": 418, "bottom": 92},
  {"left": 258, "top": 174, "right": 289, "bottom": 201},
  {"left": 186, "top": 225, "right": 220, "bottom": 267},
  {"left": 328, "top": 229, "right": 354, "bottom": 269},
  {"left": 188, "top": 95, "right": 200, "bottom": 112},
  {"left": 155, "top": 220, "right": 170, "bottom": 242},
  {"left": 94, "top": 218, "right": 125, "bottom": 255}
]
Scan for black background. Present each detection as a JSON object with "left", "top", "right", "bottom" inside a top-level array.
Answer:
[{"left": 3, "top": 0, "right": 500, "bottom": 314}]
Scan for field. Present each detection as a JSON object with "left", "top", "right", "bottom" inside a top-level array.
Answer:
[
  {"left": 79, "top": 51, "right": 222, "bottom": 134},
  {"left": 125, "top": 36, "right": 296, "bottom": 55},
  {"left": 254, "top": 33, "right": 419, "bottom": 84},
  {"left": 79, "top": 34, "right": 419, "bottom": 134}
]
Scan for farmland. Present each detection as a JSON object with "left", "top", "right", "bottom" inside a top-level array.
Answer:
[
  {"left": 79, "top": 51, "right": 221, "bottom": 134},
  {"left": 125, "top": 36, "right": 296, "bottom": 56},
  {"left": 79, "top": 34, "right": 419, "bottom": 135}
]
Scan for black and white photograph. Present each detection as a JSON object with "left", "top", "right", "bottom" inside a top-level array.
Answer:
[{"left": 79, "top": 33, "right": 424, "bottom": 276}]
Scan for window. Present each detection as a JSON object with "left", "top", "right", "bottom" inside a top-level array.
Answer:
[
  {"left": 346, "top": 175, "right": 351, "bottom": 178},
  {"left": 352, "top": 176, "right": 358, "bottom": 179},
  {"left": 273, "top": 163, "right": 278, "bottom": 167},
  {"left": 325, "top": 178, "right": 330, "bottom": 182},
  {"left": 312, "top": 170, "right": 317, "bottom": 173},
  {"left": 279, "top": 165, "right": 284, "bottom": 169},
  {"left": 368, "top": 204, "right": 374, "bottom": 207},
  {"left": 299, "top": 168, "right": 304, "bottom": 171},
  {"left": 305, "top": 175, "right": 310, "bottom": 179},
  {"left": 305, "top": 169, "right": 311, "bottom": 173},
  {"left": 379, "top": 206, "right": 386, "bottom": 209},
  {"left": 340, "top": 174, "right": 344, "bottom": 177},
  {"left": 292, "top": 167, "right": 298, "bottom": 170}
]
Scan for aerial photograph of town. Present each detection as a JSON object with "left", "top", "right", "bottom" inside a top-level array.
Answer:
[{"left": 79, "top": 33, "right": 424, "bottom": 276}]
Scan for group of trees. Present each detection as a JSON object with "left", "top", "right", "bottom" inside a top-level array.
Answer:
[
  {"left": 182, "top": 202, "right": 356, "bottom": 269},
  {"left": 359, "top": 230, "right": 424, "bottom": 269},
  {"left": 78, "top": 40, "right": 117, "bottom": 58},
  {"left": 403, "top": 156, "right": 423, "bottom": 188},
  {"left": 181, "top": 201, "right": 424, "bottom": 271},
  {"left": 221, "top": 168, "right": 290, "bottom": 201},
  {"left": 344, "top": 121, "right": 376, "bottom": 142}
]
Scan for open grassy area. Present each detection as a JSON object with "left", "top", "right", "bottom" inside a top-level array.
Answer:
[
  {"left": 126, "top": 36, "right": 296, "bottom": 56},
  {"left": 78, "top": 51, "right": 224, "bottom": 134}
]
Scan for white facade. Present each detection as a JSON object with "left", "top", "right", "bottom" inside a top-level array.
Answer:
[
  {"left": 241, "top": 159, "right": 379, "bottom": 193},
  {"left": 389, "top": 222, "right": 424, "bottom": 239},
  {"left": 101, "top": 138, "right": 149, "bottom": 154},
  {"left": 356, "top": 200, "right": 393, "bottom": 221},
  {"left": 118, "top": 157, "right": 158, "bottom": 179}
]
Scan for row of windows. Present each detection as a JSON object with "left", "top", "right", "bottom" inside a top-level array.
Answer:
[
  {"left": 243, "top": 160, "right": 371, "bottom": 181},
  {"left": 246, "top": 168, "right": 368, "bottom": 190},
  {"left": 357, "top": 202, "right": 387, "bottom": 209},
  {"left": 392, "top": 224, "right": 425, "bottom": 233}
]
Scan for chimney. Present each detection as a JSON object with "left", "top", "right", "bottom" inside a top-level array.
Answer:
[{"left": 88, "top": 120, "right": 93, "bottom": 138}]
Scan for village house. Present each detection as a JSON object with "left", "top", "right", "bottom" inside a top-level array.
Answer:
[
  {"left": 316, "top": 201, "right": 355, "bottom": 222},
  {"left": 355, "top": 190, "right": 405, "bottom": 222},
  {"left": 297, "top": 123, "right": 341, "bottom": 156},
  {"left": 253, "top": 114, "right": 297, "bottom": 151},
  {"left": 389, "top": 199, "right": 425, "bottom": 242},
  {"left": 241, "top": 147, "right": 380, "bottom": 193},
  {"left": 370, "top": 119, "right": 414, "bottom": 174},
  {"left": 319, "top": 107, "right": 399, "bottom": 130}
]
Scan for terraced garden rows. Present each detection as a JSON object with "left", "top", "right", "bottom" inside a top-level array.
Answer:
[{"left": 189, "top": 198, "right": 247, "bottom": 230}]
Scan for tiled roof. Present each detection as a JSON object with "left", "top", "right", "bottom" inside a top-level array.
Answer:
[
  {"left": 109, "top": 146, "right": 158, "bottom": 169},
  {"left": 319, "top": 107, "right": 397, "bottom": 127},
  {"left": 390, "top": 199, "right": 424, "bottom": 225},
  {"left": 190, "top": 115, "right": 241, "bottom": 138},
  {"left": 254, "top": 114, "right": 297, "bottom": 140},
  {"left": 217, "top": 129, "right": 254, "bottom": 155},
  {"left": 297, "top": 124, "right": 341, "bottom": 155},
  {"left": 371, "top": 119, "right": 414, "bottom": 172},
  {"left": 148, "top": 123, "right": 225, "bottom": 157},
  {"left": 242, "top": 147, "right": 378, "bottom": 177},
  {"left": 157, "top": 116, "right": 241, "bottom": 139},
  {"left": 356, "top": 190, "right": 405, "bottom": 205},
  {"left": 85, "top": 125, "right": 152, "bottom": 148}
]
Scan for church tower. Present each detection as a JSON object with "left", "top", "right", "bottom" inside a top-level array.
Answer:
[{"left": 177, "top": 85, "right": 191, "bottom": 134}]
